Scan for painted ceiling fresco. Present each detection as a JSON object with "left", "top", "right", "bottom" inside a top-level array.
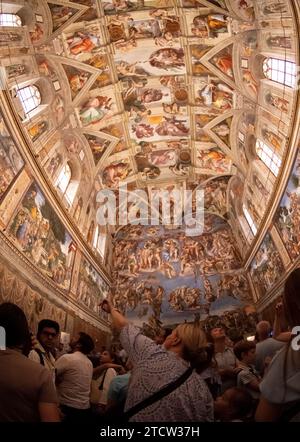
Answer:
[
  {"left": 4, "top": 1, "right": 296, "bottom": 236},
  {"left": 4, "top": 0, "right": 268, "bottom": 223},
  {"left": 1, "top": 0, "right": 298, "bottom": 328}
]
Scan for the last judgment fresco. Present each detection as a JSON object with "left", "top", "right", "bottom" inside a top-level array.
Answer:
[{"left": 111, "top": 215, "right": 253, "bottom": 328}]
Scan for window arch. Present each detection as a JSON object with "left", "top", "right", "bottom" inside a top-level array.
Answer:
[
  {"left": 0, "top": 13, "right": 22, "bottom": 27},
  {"left": 263, "top": 57, "right": 297, "bottom": 88},
  {"left": 56, "top": 163, "right": 71, "bottom": 194},
  {"left": 93, "top": 225, "right": 99, "bottom": 249},
  {"left": 65, "top": 181, "right": 79, "bottom": 206},
  {"left": 55, "top": 162, "right": 79, "bottom": 206},
  {"left": 17, "top": 85, "right": 41, "bottom": 115},
  {"left": 97, "top": 229, "right": 107, "bottom": 258},
  {"left": 92, "top": 225, "right": 107, "bottom": 257},
  {"left": 243, "top": 204, "right": 257, "bottom": 236},
  {"left": 256, "top": 139, "right": 281, "bottom": 177}
]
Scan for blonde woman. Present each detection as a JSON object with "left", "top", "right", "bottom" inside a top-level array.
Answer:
[{"left": 101, "top": 300, "right": 213, "bottom": 422}]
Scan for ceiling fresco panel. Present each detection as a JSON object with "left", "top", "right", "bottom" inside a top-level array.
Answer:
[
  {"left": 62, "top": 63, "right": 92, "bottom": 100},
  {"left": 102, "top": 0, "right": 176, "bottom": 15},
  {"left": 195, "top": 144, "right": 232, "bottom": 174},
  {"left": 209, "top": 45, "right": 234, "bottom": 80},
  {"left": 1, "top": 0, "right": 299, "bottom": 329},
  {"left": 184, "top": 10, "right": 230, "bottom": 39},
  {"left": 48, "top": 3, "right": 83, "bottom": 33}
]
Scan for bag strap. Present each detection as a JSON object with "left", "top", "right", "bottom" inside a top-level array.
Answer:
[
  {"left": 98, "top": 369, "right": 108, "bottom": 391},
  {"left": 124, "top": 366, "right": 193, "bottom": 420},
  {"left": 34, "top": 348, "right": 45, "bottom": 366}
]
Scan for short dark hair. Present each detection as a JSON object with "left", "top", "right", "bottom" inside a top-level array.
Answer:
[
  {"left": 0, "top": 302, "right": 30, "bottom": 348},
  {"left": 227, "top": 328, "right": 244, "bottom": 344},
  {"left": 233, "top": 340, "right": 256, "bottom": 361},
  {"left": 37, "top": 319, "right": 60, "bottom": 336},
  {"left": 88, "top": 354, "right": 100, "bottom": 368},
  {"left": 77, "top": 332, "right": 94, "bottom": 355}
]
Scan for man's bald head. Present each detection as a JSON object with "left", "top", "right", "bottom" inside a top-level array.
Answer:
[{"left": 256, "top": 321, "right": 271, "bottom": 341}]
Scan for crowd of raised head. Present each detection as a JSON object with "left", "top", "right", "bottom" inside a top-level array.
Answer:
[{"left": 0, "top": 268, "right": 300, "bottom": 422}]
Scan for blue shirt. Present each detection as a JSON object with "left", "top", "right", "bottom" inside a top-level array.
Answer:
[{"left": 107, "top": 372, "right": 131, "bottom": 403}]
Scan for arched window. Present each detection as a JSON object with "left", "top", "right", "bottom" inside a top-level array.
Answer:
[
  {"left": 97, "top": 230, "right": 107, "bottom": 258},
  {"left": 256, "top": 139, "right": 281, "bottom": 177},
  {"left": 92, "top": 225, "right": 107, "bottom": 257},
  {"left": 56, "top": 163, "right": 71, "bottom": 194},
  {"left": 17, "top": 85, "right": 41, "bottom": 115},
  {"left": 0, "top": 13, "right": 22, "bottom": 27},
  {"left": 65, "top": 181, "right": 79, "bottom": 206},
  {"left": 243, "top": 204, "right": 257, "bottom": 236},
  {"left": 263, "top": 57, "right": 297, "bottom": 88},
  {"left": 93, "top": 225, "right": 99, "bottom": 249},
  {"left": 55, "top": 162, "right": 79, "bottom": 206}
]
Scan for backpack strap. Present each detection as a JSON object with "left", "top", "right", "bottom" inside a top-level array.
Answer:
[
  {"left": 34, "top": 348, "right": 45, "bottom": 366},
  {"left": 98, "top": 369, "right": 108, "bottom": 391},
  {"left": 124, "top": 366, "right": 193, "bottom": 420}
]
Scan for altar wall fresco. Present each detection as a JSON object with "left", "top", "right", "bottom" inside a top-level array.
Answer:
[{"left": 111, "top": 216, "right": 253, "bottom": 328}]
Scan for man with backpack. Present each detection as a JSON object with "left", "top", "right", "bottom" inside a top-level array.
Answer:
[{"left": 28, "top": 319, "right": 60, "bottom": 383}]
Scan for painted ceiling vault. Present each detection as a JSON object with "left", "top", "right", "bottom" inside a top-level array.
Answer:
[
  {"left": 0, "top": 0, "right": 299, "bottom": 329},
  {"left": 4, "top": 0, "right": 264, "bottom": 217}
]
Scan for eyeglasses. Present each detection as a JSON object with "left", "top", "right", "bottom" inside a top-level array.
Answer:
[{"left": 41, "top": 331, "right": 57, "bottom": 338}]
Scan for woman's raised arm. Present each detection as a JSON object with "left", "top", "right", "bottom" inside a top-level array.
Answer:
[{"left": 101, "top": 299, "right": 128, "bottom": 331}]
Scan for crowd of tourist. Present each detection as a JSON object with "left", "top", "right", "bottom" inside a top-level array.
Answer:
[{"left": 0, "top": 268, "right": 299, "bottom": 422}]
